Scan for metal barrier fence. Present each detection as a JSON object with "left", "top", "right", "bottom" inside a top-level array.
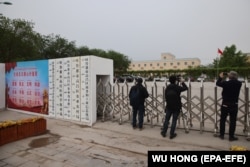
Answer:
[{"left": 97, "top": 79, "right": 250, "bottom": 140}]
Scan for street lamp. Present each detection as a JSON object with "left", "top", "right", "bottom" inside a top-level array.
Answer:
[
  {"left": 0, "top": 1, "right": 12, "bottom": 5},
  {"left": 0, "top": 1, "right": 12, "bottom": 16}
]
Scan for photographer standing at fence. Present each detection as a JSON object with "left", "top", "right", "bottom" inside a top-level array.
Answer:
[
  {"left": 129, "top": 78, "right": 149, "bottom": 131},
  {"left": 161, "top": 75, "right": 188, "bottom": 139},
  {"left": 216, "top": 71, "right": 242, "bottom": 141}
]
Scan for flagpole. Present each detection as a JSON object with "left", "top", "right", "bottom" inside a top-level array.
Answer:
[
  {"left": 216, "top": 50, "right": 219, "bottom": 79},
  {"left": 216, "top": 48, "right": 223, "bottom": 78},
  {"left": 216, "top": 53, "right": 219, "bottom": 79}
]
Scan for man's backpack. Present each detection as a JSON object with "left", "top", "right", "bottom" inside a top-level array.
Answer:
[{"left": 129, "top": 87, "right": 140, "bottom": 106}]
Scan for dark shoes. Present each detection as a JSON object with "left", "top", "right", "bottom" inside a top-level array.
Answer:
[
  {"left": 229, "top": 136, "right": 238, "bottom": 141},
  {"left": 218, "top": 135, "right": 224, "bottom": 140},
  {"left": 161, "top": 131, "right": 166, "bottom": 138},
  {"left": 133, "top": 125, "right": 144, "bottom": 131},
  {"left": 170, "top": 133, "right": 177, "bottom": 139},
  {"left": 219, "top": 135, "right": 238, "bottom": 141},
  {"left": 161, "top": 132, "right": 177, "bottom": 139}
]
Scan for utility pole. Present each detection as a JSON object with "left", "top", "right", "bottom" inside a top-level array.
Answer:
[{"left": 0, "top": 1, "right": 12, "bottom": 16}]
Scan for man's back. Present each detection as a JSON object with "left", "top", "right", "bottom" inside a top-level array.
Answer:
[
  {"left": 165, "top": 84, "right": 179, "bottom": 110},
  {"left": 165, "top": 82, "right": 188, "bottom": 111},
  {"left": 216, "top": 78, "right": 242, "bottom": 104},
  {"left": 129, "top": 83, "right": 149, "bottom": 106}
]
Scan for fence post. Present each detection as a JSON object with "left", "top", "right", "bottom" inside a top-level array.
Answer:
[
  {"left": 119, "top": 81, "right": 124, "bottom": 125},
  {"left": 150, "top": 84, "right": 155, "bottom": 127},
  {"left": 185, "top": 80, "right": 191, "bottom": 132},
  {"left": 111, "top": 81, "right": 116, "bottom": 122},
  {"left": 200, "top": 80, "right": 204, "bottom": 133},
  {"left": 244, "top": 81, "right": 250, "bottom": 140},
  {"left": 188, "top": 81, "right": 193, "bottom": 127},
  {"left": 214, "top": 79, "right": 219, "bottom": 136},
  {"left": 162, "top": 84, "right": 166, "bottom": 121},
  {"left": 144, "top": 81, "right": 149, "bottom": 125}
]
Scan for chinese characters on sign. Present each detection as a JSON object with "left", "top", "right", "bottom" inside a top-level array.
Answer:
[
  {"left": 11, "top": 68, "right": 40, "bottom": 106},
  {"left": 48, "top": 57, "right": 91, "bottom": 123},
  {"left": 6, "top": 60, "right": 49, "bottom": 113},
  {"left": 81, "top": 57, "right": 90, "bottom": 122},
  {"left": 48, "top": 60, "right": 55, "bottom": 116},
  {"left": 71, "top": 57, "right": 81, "bottom": 121}
]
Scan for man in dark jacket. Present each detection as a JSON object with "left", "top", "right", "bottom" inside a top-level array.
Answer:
[
  {"left": 161, "top": 75, "right": 188, "bottom": 139},
  {"left": 216, "top": 71, "right": 242, "bottom": 141},
  {"left": 129, "top": 78, "right": 149, "bottom": 130}
]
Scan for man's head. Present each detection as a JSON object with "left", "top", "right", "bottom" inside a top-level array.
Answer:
[
  {"left": 136, "top": 77, "right": 143, "bottom": 84},
  {"left": 228, "top": 71, "right": 238, "bottom": 80},
  {"left": 169, "top": 75, "right": 177, "bottom": 84}
]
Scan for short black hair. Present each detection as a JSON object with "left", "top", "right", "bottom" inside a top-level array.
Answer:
[
  {"left": 169, "top": 75, "right": 177, "bottom": 84},
  {"left": 136, "top": 78, "right": 143, "bottom": 83}
]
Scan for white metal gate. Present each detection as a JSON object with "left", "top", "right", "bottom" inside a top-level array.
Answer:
[{"left": 97, "top": 79, "right": 250, "bottom": 140}]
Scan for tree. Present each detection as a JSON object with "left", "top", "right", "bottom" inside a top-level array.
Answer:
[
  {"left": 213, "top": 44, "right": 249, "bottom": 68},
  {"left": 76, "top": 46, "right": 92, "bottom": 56},
  {"left": 106, "top": 50, "right": 131, "bottom": 71},
  {"left": 0, "top": 16, "right": 43, "bottom": 62},
  {"left": 42, "top": 34, "right": 77, "bottom": 59},
  {"left": 75, "top": 47, "right": 131, "bottom": 71}
]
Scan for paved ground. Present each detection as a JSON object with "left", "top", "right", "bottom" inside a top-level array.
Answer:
[{"left": 0, "top": 110, "right": 249, "bottom": 167}]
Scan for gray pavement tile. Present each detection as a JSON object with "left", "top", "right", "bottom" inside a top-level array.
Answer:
[
  {"left": 40, "top": 159, "right": 67, "bottom": 167},
  {"left": 0, "top": 161, "right": 8, "bottom": 167},
  {"left": 18, "top": 161, "right": 41, "bottom": 167},
  {"left": 2, "top": 155, "right": 29, "bottom": 166},
  {"left": 0, "top": 151, "right": 12, "bottom": 160}
]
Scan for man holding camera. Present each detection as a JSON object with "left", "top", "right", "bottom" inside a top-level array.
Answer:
[
  {"left": 161, "top": 75, "right": 188, "bottom": 139},
  {"left": 216, "top": 71, "right": 242, "bottom": 141}
]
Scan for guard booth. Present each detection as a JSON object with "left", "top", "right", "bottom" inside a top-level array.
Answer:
[{"left": 4, "top": 56, "right": 113, "bottom": 126}]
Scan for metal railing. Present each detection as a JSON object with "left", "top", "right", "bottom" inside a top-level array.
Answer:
[{"left": 97, "top": 79, "right": 250, "bottom": 140}]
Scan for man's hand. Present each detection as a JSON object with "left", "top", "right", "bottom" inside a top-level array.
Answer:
[
  {"left": 219, "top": 72, "right": 224, "bottom": 78},
  {"left": 180, "top": 78, "right": 185, "bottom": 83}
]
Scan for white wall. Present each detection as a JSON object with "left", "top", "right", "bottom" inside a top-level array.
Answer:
[
  {"left": 0, "top": 64, "right": 5, "bottom": 109},
  {"left": 89, "top": 56, "right": 113, "bottom": 125},
  {"left": 48, "top": 56, "right": 113, "bottom": 126}
]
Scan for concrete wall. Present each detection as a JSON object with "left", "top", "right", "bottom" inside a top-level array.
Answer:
[
  {"left": 0, "top": 64, "right": 5, "bottom": 109},
  {"left": 89, "top": 56, "right": 113, "bottom": 125},
  {"left": 48, "top": 56, "right": 113, "bottom": 126}
]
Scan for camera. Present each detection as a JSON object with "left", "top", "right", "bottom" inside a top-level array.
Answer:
[
  {"left": 176, "top": 75, "right": 184, "bottom": 84},
  {"left": 177, "top": 75, "right": 181, "bottom": 82}
]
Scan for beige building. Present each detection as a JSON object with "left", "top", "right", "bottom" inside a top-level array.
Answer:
[
  {"left": 246, "top": 53, "right": 250, "bottom": 63},
  {"left": 128, "top": 53, "right": 201, "bottom": 71}
]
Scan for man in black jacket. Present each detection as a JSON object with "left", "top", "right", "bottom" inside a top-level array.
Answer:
[
  {"left": 216, "top": 71, "right": 242, "bottom": 141},
  {"left": 129, "top": 78, "right": 149, "bottom": 130},
  {"left": 161, "top": 75, "right": 188, "bottom": 139}
]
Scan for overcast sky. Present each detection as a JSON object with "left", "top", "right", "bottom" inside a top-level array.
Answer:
[{"left": 1, "top": 0, "right": 250, "bottom": 65}]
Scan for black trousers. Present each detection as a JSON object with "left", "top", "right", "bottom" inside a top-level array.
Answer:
[
  {"left": 132, "top": 104, "right": 145, "bottom": 129},
  {"left": 162, "top": 108, "right": 180, "bottom": 136},
  {"left": 220, "top": 104, "right": 238, "bottom": 138}
]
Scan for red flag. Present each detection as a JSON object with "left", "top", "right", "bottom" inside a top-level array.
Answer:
[{"left": 218, "top": 48, "right": 223, "bottom": 55}]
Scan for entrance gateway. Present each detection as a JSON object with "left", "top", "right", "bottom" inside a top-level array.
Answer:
[{"left": 2, "top": 56, "right": 113, "bottom": 126}]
